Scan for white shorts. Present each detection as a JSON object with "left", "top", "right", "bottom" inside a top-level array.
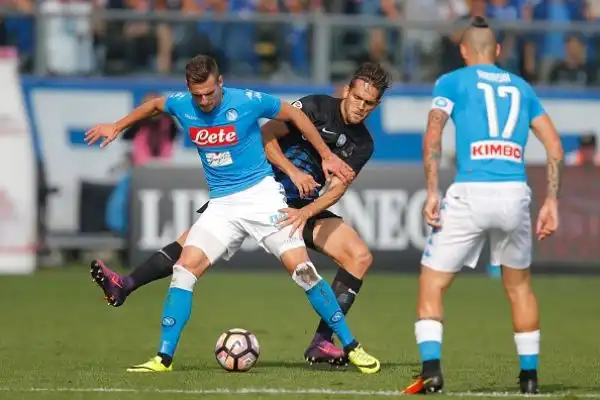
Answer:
[
  {"left": 421, "top": 182, "right": 532, "bottom": 273},
  {"left": 184, "top": 176, "right": 305, "bottom": 264}
]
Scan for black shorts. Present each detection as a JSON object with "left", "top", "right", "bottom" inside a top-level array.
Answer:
[{"left": 195, "top": 199, "right": 342, "bottom": 251}]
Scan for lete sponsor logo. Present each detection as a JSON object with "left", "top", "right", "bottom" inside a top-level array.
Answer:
[{"left": 188, "top": 125, "right": 238, "bottom": 147}]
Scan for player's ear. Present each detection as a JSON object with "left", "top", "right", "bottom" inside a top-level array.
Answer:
[
  {"left": 495, "top": 44, "right": 501, "bottom": 58},
  {"left": 218, "top": 75, "right": 223, "bottom": 88},
  {"left": 459, "top": 43, "right": 468, "bottom": 62}
]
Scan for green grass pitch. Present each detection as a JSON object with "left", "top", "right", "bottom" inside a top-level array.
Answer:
[{"left": 1, "top": 267, "right": 599, "bottom": 399}]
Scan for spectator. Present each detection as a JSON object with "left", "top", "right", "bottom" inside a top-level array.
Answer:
[
  {"left": 487, "top": 0, "right": 522, "bottom": 74},
  {"left": 253, "top": 0, "right": 279, "bottom": 77},
  {"left": 440, "top": 0, "right": 487, "bottom": 74},
  {"left": 351, "top": 1, "right": 400, "bottom": 78},
  {"left": 122, "top": 92, "right": 179, "bottom": 166},
  {"left": 40, "top": 0, "right": 97, "bottom": 75},
  {"left": 399, "top": 0, "right": 466, "bottom": 82},
  {"left": 278, "top": 0, "right": 311, "bottom": 79},
  {"left": 195, "top": 0, "right": 258, "bottom": 77},
  {"left": 549, "top": 34, "right": 597, "bottom": 86},
  {"left": 100, "top": 0, "right": 158, "bottom": 75},
  {"left": 0, "top": 18, "right": 7, "bottom": 46},
  {"left": 155, "top": 0, "right": 202, "bottom": 74},
  {"left": 523, "top": 0, "right": 588, "bottom": 83},
  {"left": 1, "top": 0, "right": 35, "bottom": 72},
  {"left": 565, "top": 133, "right": 600, "bottom": 166},
  {"left": 318, "top": 0, "right": 344, "bottom": 13},
  {"left": 584, "top": 0, "right": 600, "bottom": 65},
  {"left": 354, "top": 28, "right": 400, "bottom": 81}
]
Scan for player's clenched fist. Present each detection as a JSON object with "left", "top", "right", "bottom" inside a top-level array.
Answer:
[
  {"left": 422, "top": 194, "right": 441, "bottom": 229},
  {"left": 85, "top": 123, "right": 120, "bottom": 148}
]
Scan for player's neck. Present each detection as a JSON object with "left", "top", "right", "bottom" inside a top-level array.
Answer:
[{"left": 467, "top": 58, "right": 496, "bottom": 67}]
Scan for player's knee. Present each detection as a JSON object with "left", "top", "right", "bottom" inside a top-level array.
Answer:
[
  {"left": 504, "top": 279, "right": 535, "bottom": 305},
  {"left": 176, "top": 248, "right": 211, "bottom": 278},
  {"left": 417, "top": 265, "right": 451, "bottom": 318},
  {"left": 291, "top": 261, "right": 323, "bottom": 291},
  {"left": 502, "top": 267, "right": 533, "bottom": 300},
  {"left": 420, "top": 265, "right": 453, "bottom": 292},
  {"left": 351, "top": 246, "right": 373, "bottom": 277}
]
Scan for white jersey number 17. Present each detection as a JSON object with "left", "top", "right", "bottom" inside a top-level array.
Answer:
[{"left": 477, "top": 82, "right": 521, "bottom": 139}]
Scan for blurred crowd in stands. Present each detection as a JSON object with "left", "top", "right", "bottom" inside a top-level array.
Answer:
[{"left": 1, "top": 0, "right": 600, "bottom": 85}]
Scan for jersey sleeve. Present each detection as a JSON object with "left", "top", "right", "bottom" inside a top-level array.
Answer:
[
  {"left": 431, "top": 73, "right": 458, "bottom": 116},
  {"left": 283, "top": 96, "right": 322, "bottom": 134},
  {"left": 245, "top": 90, "right": 282, "bottom": 119},
  {"left": 527, "top": 84, "right": 546, "bottom": 122},
  {"left": 289, "top": 96, "right": 320, "bottom": 121},
  {"left": 164, "top": 92, "right": 187, "bottom": 116}
]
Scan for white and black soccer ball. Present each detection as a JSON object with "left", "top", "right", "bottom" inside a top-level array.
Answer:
[{"left": 214, "top": 328, "right": 260, "bottom": 372}]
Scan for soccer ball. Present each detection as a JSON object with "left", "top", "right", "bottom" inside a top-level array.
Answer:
[{"left": 214, "top": 328, "right": 260, "bottom": 372}]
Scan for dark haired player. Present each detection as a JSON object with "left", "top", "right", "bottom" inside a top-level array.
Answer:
[
  {"left": 86, "top": 54, "right": 381, "bottom": 374},
  {"left": 403, "top": 17, "right": 562, "bottom": 394},
  {"left": 89, "top": 61, "right": 392, "bottom": 367}
]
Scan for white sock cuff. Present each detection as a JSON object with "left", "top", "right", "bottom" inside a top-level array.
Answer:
[
  {"left": 514, "top": 330, "right": 540, "bottom": 355},
  {"left": 415, "top": 319, "right": 443, "bottom": 344},
  {"left": 170, "top": 265, "right": 198, "bottom": 291}
]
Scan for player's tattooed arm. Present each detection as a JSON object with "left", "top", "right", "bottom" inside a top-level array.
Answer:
[
  {"left": 531, "top": 114, "right": 564, "bottom": 200},
  {"left": 547, "top": 155, "right": 563, "bottom": 199},
  {"left": 423, "top": 109, "right": 449, "bottom": 195}
]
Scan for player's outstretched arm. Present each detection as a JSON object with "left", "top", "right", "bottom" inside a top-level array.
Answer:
[
  {"left": 261, "top": 121, "right": 320, "bottom": 198},
  {"left": 274, "top": 102, "right": 354, "bottom": 184},
  {"left": 85, "top": 97, "right": 167, "bottom": 148},
  {"left": 530, "top": 114, "right": 563, "bottom": 240},
  {"left": 422, "top": 109, "right": 449, "bottom": 228}
]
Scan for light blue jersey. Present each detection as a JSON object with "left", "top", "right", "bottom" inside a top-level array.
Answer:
[
  {"left": 431, "top": 64, "right": 546, "bottom": 182},
  {"left": 165, "top": 88, "right": 281, "bottom": 198}
]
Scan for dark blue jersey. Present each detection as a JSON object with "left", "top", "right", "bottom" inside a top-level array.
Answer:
[{"left": 273, "top": 95, "right": 374, "bottom": 202}]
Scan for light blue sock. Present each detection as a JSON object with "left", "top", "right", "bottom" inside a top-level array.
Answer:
[
  {"left": 415, "top": 320, "right": 443, "bottom": 362},
  {"left": 419, "top": 341, "right": 442, "bottom": 361},
  {"left": 519, "top": 355, "right": 539, "bottom": 371},
  {"left": 514, "top": 330, "right": 540, "bottom": 371},
  {"left": 487, "top": 264, "right": 502, "bottom": 279},
  {"left": 157, "top": 265, "right": 197, "bottom": 359},
  {"left": 306, "top": 279, "right": 356, "bottom": 348},
  {"left": 158, "top": 287, "right": 193, "bottom": 357}
]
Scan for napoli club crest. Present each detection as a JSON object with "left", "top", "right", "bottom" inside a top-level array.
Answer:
[{"left": 226, "top": 109, "right": 238, "bottom": 122}]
